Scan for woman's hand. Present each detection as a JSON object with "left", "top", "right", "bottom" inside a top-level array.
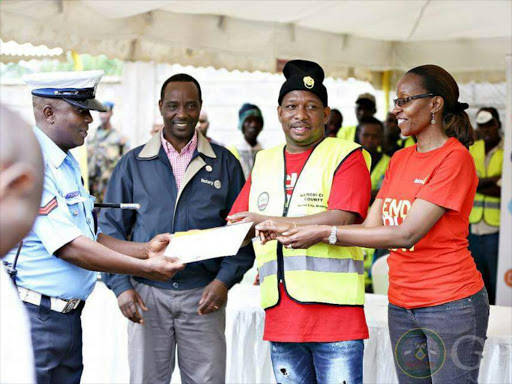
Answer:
[
  {"left": 276, "top": 225, "right": 330, "bottom": 249},
  {"left": 227, "top": 211, "right": 267, "bottom": 226},
  {"left": 255, "top": 220, "right": 295, "bottom": 245}
]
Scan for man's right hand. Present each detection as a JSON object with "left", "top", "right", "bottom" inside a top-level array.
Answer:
[
  {"left": 142, "top": 256, "right": 185, "bottom": 281},
  {"left": 117, "top": 289, "right": 147, "bottom": 324}
]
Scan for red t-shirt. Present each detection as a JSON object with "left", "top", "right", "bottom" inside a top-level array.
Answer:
[
  {"left": 377, "top": 138, "right": 484, "bottom": 309},
  {"left": 230, "top": 146, "right": 371, "bottom": 342}
]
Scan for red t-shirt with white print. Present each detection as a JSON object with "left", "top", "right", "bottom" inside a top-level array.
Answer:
[{"left": 376, "top": 138, "right": 484, "bottom": 309}]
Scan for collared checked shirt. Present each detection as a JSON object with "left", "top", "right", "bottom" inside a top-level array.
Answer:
[
  {"left": 161, "top": 130, "right": 198, "bottom": 191},
  {"left": 3, "top": 127, "right": 98, "bottom": 300}
]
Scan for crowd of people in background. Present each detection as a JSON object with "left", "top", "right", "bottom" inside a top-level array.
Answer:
[{"left": 0, "top": 58, "right": 504, "bottom": 384}]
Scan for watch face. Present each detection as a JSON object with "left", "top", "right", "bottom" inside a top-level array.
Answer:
[{"left": 328, "top": 227, "right": 337, "bottom": 244}]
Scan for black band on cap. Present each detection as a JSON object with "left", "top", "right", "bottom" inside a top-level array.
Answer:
[
  {"left": 31, "top": 87, "right": 96, "bottom": 100},
  {"left": 278, "top": 60, "right": 328, "bottom": 107}
]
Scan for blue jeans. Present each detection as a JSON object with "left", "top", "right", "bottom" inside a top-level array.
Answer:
[
  {"left": 468, "top": 232, "right": 499, "bottom": 304},
  {"left": 270, "top": 340, "right": 364, "bottom": 384},
  {"left": 25, "top": 296, "right": 85, "bottom": 384},
  {"left": 388, "top": 288, "right": 489, "bottom": 383}
]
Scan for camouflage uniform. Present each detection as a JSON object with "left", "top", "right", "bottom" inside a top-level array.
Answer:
[{"left": 87, "top": 127, "right": 128, "bottom": 202}]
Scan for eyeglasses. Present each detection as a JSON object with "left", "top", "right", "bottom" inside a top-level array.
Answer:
[{"left": 393, "top": 93, "right": 434, "bottom": 108}]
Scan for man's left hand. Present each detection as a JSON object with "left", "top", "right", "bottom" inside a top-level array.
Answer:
[
  {"left": 198, "top": 279, "right": 228, "bottom": 315},
  {"left": 146, "top": 233, "right": 173, "bottom": 258}
]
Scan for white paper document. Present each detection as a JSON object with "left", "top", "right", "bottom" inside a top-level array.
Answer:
[{"left": 164, "top": 222, "right": 253, "bottom": 263}]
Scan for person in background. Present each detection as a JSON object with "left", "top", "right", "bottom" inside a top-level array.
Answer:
[
  {"left": 357, "top": 116, "right": 390, "bottom": 292},
  {"left": 325, "top": 108, "right": 343, "bottom": 137},
  {"left": 0, "top": 105, "right": 44, "bottom": 384},
  {"left": 228, "top": 60, "right": 371, "bottom": 384},
  {"left": 259, "top": 64, "right": 489, "bottom": 383},
  {"left": 195, "top": 110, "right": 222, "bottom": 145},
  {"left": 468, "top": 107, "right": 503, "bottom": 305},
  {"left": 3, "top": 71, "right": 184, "bottom": 384},
  {"left": 87, "top": 101, "right": 129, "bottom": 202},
  {"left": 337, "top": 92, "right": 376, "bottom": 142},
  {"left": 150, "top": 122, "right": 163, "bottom": 136},
  {"left": 228, "top": 103, "right": 264, "bottom": 179},
  {"left": 358, "top": 117, "right": 390, "bottom": 203},
  {"left": 100, "top": 73, "right": 254, "bottom": 384},
  {"left": 382, "top": 112, "right": 400, "bottom": 156}
]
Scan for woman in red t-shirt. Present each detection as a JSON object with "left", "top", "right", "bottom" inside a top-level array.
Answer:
[{"left": 257, "top": 65, "right": 489, "bottom": 383}]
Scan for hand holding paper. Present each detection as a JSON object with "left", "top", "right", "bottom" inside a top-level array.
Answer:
[{"left": 164, "top": 222, "right": 253, "bottom": 263}]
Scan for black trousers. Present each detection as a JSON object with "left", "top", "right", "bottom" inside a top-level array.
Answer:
[{"left": 24, "top": 296, "right": 85, "bottom": 384}]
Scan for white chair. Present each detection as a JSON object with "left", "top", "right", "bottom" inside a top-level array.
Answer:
[{"left": 371, "top": 254, "right": 389, "bottom": 295}]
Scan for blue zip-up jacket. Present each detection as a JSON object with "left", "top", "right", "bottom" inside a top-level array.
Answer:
[{"left": 100, "top": 132, "right": 255, "bottom": 296}]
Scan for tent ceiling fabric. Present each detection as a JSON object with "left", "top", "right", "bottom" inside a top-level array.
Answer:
[{"left": 1, "top": 0, "right": 511, "bottom": 83}]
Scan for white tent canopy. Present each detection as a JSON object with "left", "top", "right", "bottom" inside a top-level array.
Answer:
[{"left": 1, "top": 0, "right": 511, "bottom": 83}]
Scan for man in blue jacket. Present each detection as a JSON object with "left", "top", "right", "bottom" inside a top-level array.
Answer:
[{"left": 100, "top": 73, "right": 255, "bottom": 384}]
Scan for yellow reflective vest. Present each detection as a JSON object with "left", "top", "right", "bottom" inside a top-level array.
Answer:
[
  {"left": 469, "top": 139, "right": 503, "bottom": 227},
  {"left": 363, "top": 153, "right": 390, "bottom": 288},
  {"left": 397, "top": 136, "right": 416, "bottom": 149},
  {"left": 370, "top": 153, "right": 390, "bottom": 191},
  {"left": 227, "top": 146, "right": 240, "bottom": 160},
  {"left": 336, "top": 125, "right": 357, "bottom": 141},
  {"left": 249, "top": 138, "right": 371, "bottom": 308}
]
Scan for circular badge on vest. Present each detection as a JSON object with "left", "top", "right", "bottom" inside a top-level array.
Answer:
[
  {"left": 205, "top": 165, "right": 213, "bottom": 172},
  {"left": 303, "top": 76, "right": 314, "bottom": 89},
  {"left": 257, "top": 192, "right": 269, "bottom": 211},
  {"left": 395, "top": 328, "right": 445, "bottom": 379},
  {"left": 214, "top": 180, "right": 221, "bottom": 189}
]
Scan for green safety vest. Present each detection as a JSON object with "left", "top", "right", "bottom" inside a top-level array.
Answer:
[
  {"left": 469, "top": 140, "right": 503, "bottom": 227},
  {"left": 249, "top": 138, "right": 370, "bottom": 309},
  {"left": 370, "top": 153, "right": 390, "bottom": 191}
]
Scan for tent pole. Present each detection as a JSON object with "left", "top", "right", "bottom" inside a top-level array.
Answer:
[
  {"left": 382, "top": 70, "right": 391, "bottom": 113},
  {"left": 71, "top": 50, "right": 84, "bottom": 71}
]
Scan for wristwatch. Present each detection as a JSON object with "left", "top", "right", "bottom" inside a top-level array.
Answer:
[{"left": 328, "top": 226, "right": 338, "bottom": 245}]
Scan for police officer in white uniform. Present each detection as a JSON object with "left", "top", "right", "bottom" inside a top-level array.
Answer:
[{"left": 3, "top": 71, "right": 184, "bottom": 384}]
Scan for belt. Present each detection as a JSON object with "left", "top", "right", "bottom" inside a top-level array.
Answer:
[{"left": 17, "top": 287, "right": 82, "bottom": 314}]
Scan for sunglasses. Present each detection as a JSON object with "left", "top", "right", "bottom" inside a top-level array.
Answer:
[{"left": 393, "top": 93, "right": 434, "bottom": 108}]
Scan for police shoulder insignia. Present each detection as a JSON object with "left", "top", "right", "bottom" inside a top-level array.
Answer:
[
  {"left": 303, "top": 76, "right": 314, "bottom": 89},
  {"left": 39, "top": 197, "right": 58, "bottom": 215}
]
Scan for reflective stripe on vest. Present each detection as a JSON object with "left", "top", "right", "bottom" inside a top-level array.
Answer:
[
  {"left": 284, "top": 255, "right": 364, "bottom": 274},
  {"left": 469, "top": 140, "right": 502, "bottom": 227},
  {"left": 249, "top": 138, "right": 369, "bottom": 308},
  {"left": 259, "top": 260, "right": 278, "bottom": 283}
]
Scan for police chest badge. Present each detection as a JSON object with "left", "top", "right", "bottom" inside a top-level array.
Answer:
[
  {"left": 257, "top": 192, "right": 269, "bottom": 211},
  {"left": 303, "top": 76, "right": 314, "bottom": 89}
]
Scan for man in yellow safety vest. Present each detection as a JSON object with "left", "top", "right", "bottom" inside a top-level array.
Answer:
[
  {"left": 468, "top": 108, "right": 503, "bottom": 305},
  {"left": 228, "top": 60, "right": 372, "bottom": 383},
  {"left": 357, "top": 116, "right": 390, "bottom": 291}
]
